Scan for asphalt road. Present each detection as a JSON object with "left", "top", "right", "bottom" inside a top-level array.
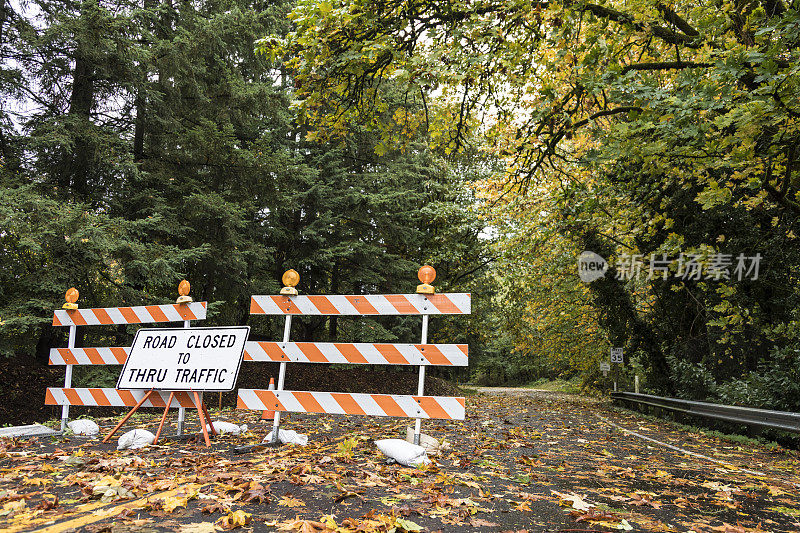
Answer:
[{"left": 1, "top": 388, "right": 798, "bottom": 532}]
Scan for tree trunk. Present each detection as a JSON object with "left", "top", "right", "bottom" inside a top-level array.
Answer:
[
  {"left": 133, "top": 0, "right": 157, "bottom": 162},
  {"left": 133, "top": 90, "right": 145, "bottom": 162},
  {"left": 35, "top": 325, "right": 58, "bottom": 364},
  {"left": 329, "top": 261, "right": 339, "bottom": 339},
  {"left": 63, "top": 0, "right": 96, "bottom": 197}
]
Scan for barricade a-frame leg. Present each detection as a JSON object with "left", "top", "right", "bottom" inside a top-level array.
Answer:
[{"left": 102, "top": 389, "right": 156, "bottom": 443}]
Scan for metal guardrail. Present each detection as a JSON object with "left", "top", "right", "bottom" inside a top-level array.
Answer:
[{"left": 611, "top": 392, "right": 800, "bottom": 434}]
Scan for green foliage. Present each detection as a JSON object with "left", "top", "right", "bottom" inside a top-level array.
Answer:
[
  {"left": 714, "top": 346, "right": 800, "bottom": 411},
  {"left": 0, "top": 186, "right": 195, "bottom": 357},
  {"left": 0, "top": 0, "right": 491, "bottom": 364},
  {"left": 279, "top": 0, "right": 800, "bottom": 407}
]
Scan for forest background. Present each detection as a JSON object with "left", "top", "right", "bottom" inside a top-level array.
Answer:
[{"left": 1, "top": 0, "right": 799, "bottom": 412}]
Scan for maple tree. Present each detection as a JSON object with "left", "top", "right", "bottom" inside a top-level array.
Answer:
[{"left": 275, "top": 0, "right": 800, "bottom": 401}]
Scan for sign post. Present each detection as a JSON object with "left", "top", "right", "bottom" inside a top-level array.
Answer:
[
  {"left": 269, "top": 269, "right": 298, "bottom": 444},
  {"left": 103, "top": 325, "right": 249, "bottom": 446},
  {"left": 599, "top": 361, "right": 610, "bottom": 396},
  {"left": 413, "top": 265, "right": 436, "bottom": 446},
  {"left": 610, "top": 347, "right": 623, "bottom": 393},
  {"left": 59, "top": 288, "right": 79, "bottom": 432}
]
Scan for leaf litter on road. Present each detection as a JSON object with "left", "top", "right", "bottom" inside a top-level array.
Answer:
[{"left": 0, "top": 391, "right": 798, "bottom": 532}]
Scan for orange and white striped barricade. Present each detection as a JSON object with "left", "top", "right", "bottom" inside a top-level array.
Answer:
[
  {"left": 47, "top": 282, "right": 207, "bottom": 434},
  {"left": 237, "top": 267, "right": 470, "bottom": 444}
]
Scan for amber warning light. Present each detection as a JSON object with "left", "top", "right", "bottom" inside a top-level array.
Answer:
[
  {"left": 176, "top": 279, "right": 193, "bottom": 304},
  {"left": 281, "top": 269, "right": 300, "bottom": 296},
  {"left": 416, "top": 265, "right": 436, "bottom": 294},
  {"left": 63, "top": 287, "right": 79, "bottom": 310}
]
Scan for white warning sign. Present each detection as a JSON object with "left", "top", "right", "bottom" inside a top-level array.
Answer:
[{"left": 117, "top": 326, "right": 249, "bottom": 392}]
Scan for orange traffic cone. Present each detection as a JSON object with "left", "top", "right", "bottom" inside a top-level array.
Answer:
[{"left": 260, "top": 378, "right": 276, "bottom": 420}]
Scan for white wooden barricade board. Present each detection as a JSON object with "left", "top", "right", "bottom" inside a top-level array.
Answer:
[
  {"left": 244, "top": 342, "right": 468, "bottom": 366},
  {"left": 249, "top": 293, "right": 470, "bottom": 315},
  {"left": 237, "top": 390, "right": 466, "bottom": 420},
  {"left": 46, "top": 302, "right": 208, "bottom": 410},
  {"left": 237, "top": 293, "right": 470, "bottom": 426}
]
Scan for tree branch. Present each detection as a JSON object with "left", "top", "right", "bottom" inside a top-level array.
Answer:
[
  {"left": 579, "top": 3, "right": 702, "bottom": 48},
  {"left": 621, "top": 61, "right": 712, "bottom": 74},
  {"left": 765, "top": 183, "right": 800, "bottom": 214},
  {"left": 572, "top": 106, "right": 641, "bottom": 129},
  {"left": 656, "top": 3, "right": 700, "bottom": 37}
]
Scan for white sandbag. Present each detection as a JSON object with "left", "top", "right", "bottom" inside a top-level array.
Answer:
[
  {"left": 263, "top": 429, "right": 308, "bottom": 445},
  {"left": 68, "top": 419, "right": 100, "bottom": 436},
  {"left": 405, "top": 427, "right": 440, "bottom": 453},
  {"left": 375, "top": 438, "right": 430, "bottom": 466},
  {"left": 206, "top": 421, "right": 248, "bottom": 435},
  {"left": 117, "top": 429, "right": 155, "bottom": 450}
]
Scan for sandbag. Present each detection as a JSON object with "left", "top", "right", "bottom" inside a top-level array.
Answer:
[
  {"left": 206, "top": 421, "right": 248, "bottom": 435},
  {"left": 405, "top": 427, "right": 440, "bottom": 453},
  {"left": 68, "top": 419, "right": 100, "bottom": 436},
  {"left": 117, "top": 429, "right": 155, "bottom": 450},
  {"left": 375, "top": 438, "right": 430, "bottom": 467},
  {"left": 263, "top": 429, "right": 308, "bottom": 445}
]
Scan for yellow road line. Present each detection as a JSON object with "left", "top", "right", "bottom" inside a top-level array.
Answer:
[{"left": 7, "top": 487, "right": 185, "bottom": 533}]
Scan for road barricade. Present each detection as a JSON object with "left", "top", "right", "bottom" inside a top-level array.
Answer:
[
  {"left": 45, "top": 283, "right": 206, "bottom": 433},
  {"left": 237, "top": 267, "right": 470, "bottom": 444}
]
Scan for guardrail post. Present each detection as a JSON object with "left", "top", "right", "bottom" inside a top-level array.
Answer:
[{"left": 635, "top": 375, "right": 640, "bottom": 394}]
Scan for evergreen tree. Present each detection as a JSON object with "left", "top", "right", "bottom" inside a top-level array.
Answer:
[{"left": 0, "top": 0, "right": 490, "bottom": 371}]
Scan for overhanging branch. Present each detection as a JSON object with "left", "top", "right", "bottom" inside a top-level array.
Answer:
[
  {"left": 572, "top": 106, "right": 641, "bottom": 129},
  {"left": 621, "top": 61, "right": 713, "bottom": 74}
]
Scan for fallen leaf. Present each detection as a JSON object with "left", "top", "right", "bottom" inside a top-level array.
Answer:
[
  {"left": 470, "top": 518, "right": 500, "bottom": 526},
  {"left": 23, "top": 477, "right": 51, "bottom": 487},
  {"left": 552, "top": 490, "right": 594, "bottom": 511},
  {"left": 768, "top": 486, "right": 787, "bottom": 497},
  {"left": 34, "top": 493, "right": 59, "bottom": 510},
  {"left": 241, "top": 483, "right": 271, "bottom": 504},
  {"left": 277, "top": 516, "right": 333, "bottom": 532},
  {"left": 279, "top": 495, "right": 306, "bottom": 508},
  {"left": 514, "top": 500, "right": 531, "bottom": 511},
  {"left": 710, "top": 523, "right": 747, "bottom": 533},
  {"left": 334, "top": 482, "right": 363, "bottom": 502},
  {"left": 202, "top": 501, "right": 230, "bottom": 514},
  {"left": 216, "top": 510, "right": 252, "bottom": 530},
  {"left": 393, "top": 517, "right": 423, "bottom": 532},
  {"left": 162, "top": 495, "right": 188, "bottom": 513},
  {"left": 179, "top": 522, "right": 220, "bottom": 533}
]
